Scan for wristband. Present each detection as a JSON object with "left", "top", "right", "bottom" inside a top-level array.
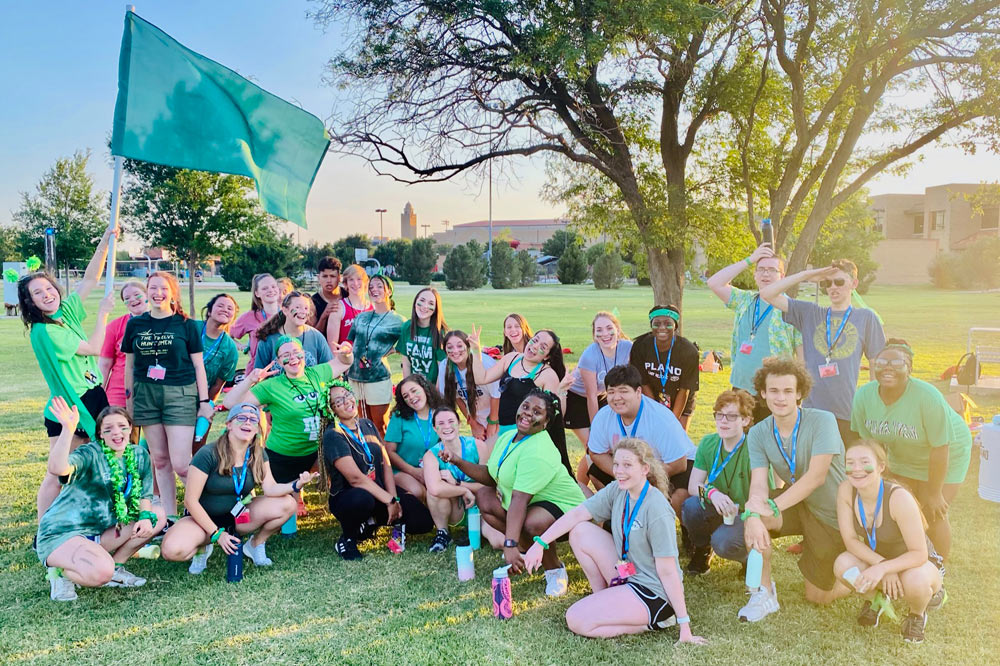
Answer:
[
  {"left": 744, "top": 257, "right": 753, "bottom": 267},
  {"left": 706, "top": 487, "right": 719, "bottom": 501},
  {"left": 390, "top": 496, "right": 400, "bottom": 504},
  {"left": 138, "top": 510, "right": 157, "bottom": 524},
  {"left": 210, "top": 527, "right": 224, "bottom": 544},
  {"left": 290, "top": 480, "right": 299, "bottom": 493},
  {"left": 199, "top": 398, "right": 213, "bottom": 406},
  {"left": 487, "top": 418, "right": 499, "bottom": 425},
  {"left": 676, "top": 615, "right": 690, "bottom": 625},
  {"left": 532, "top": 535, "right": 550, "bottom": 550},
  {"left": 766, "top": 498, "right": 781, "bottom": 517},
  {"left": 740, "top": 509, "right": 761, "bottom": 521}
]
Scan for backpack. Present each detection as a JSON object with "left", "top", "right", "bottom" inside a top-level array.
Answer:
[{"left": 955, "top": 352, "right": 980, "bottom": 387}]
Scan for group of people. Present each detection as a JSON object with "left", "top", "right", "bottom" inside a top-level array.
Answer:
[{"left": 18, "top": 234, "right": 971, "bottom": 647}]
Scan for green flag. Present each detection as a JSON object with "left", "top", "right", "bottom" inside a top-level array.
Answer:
[{"left": 110, "top": 11, "right": 329, "bottom": 227}]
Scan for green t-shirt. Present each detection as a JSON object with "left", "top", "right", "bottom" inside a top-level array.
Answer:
[
  {"left": 693, "top": 433, "right": 754, "bottom": 509},
  {"left": 196, "top": 321, "right": 239, "bottom": 387},
  {"left": 486, "top": 430, "right": 585, "bottom": 512},
  {"left": 347, "top": 310, "right": 404, "bottom": 383},
  {"left": 385, "top": 412, "right": 439, "bottom": 468},
  {"left": 850, "top": 378, "right": 954, "bottom": 482},
  {"left": 582, "top": 481, "right": 680, "bottom": 599},
  {"left": 35, "top": 441, "right": 154, "bottom": 564},
  {"left": 748, "top": 408, "right": 845, "bottom": 528},
  {"left": 250, "top": 363, "right": 335, "bottom": 456},
  {"left": 30, "top": 292, "right": 103, "bottom": 422},
  {"left": 190, "top": 440, "right": 267, "bottom": 516},
  {"left": 395, "top": 321, "right": 446, "bottom": 383}
]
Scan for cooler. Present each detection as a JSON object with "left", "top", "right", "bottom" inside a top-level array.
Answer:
[{"left": 979, "top": 421, "right": 1000, "bottom": 503}]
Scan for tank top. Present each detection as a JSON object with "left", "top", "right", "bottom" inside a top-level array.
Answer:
[
  {"left": 429, "top": 436, "right": 480, "bottom": 483},
  {"left": 852, "top": 482, "right": 928, "bottom": 561},
  {"left": 339, "top": 297, "right": 373, "bottom": 344},
  {"left": 497, "top": 356, "right": 571, "bottom": 475}
]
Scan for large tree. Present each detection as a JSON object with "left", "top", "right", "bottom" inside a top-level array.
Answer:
[{"left": 312, "top": 0, "right": 758, "bottom": 310}]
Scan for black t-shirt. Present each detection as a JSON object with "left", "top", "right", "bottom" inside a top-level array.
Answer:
[
  {"left": 311, "top": 288, "right": 348, "bottom": 338},
  {"left": 122, "top": 313, "right": 203, "bottom": 385},
  {"left": 628, "top": 331, "right": 700, "bottom": 410},
  {"left": 322, "top": 419, "right": 386, "bottom": 497},
  {"left": 190, "top": 441, "right": 267, "bottom": 516}
]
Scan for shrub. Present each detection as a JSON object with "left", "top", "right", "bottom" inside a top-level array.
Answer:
[
  {"left": 592, "top": 249, "right": 625, "bottom": 289},
  {"left": 490, "top": 241, "right": 520, "bottom": 289},
  {"left": 443, "top": 242, "right": 487, "bottom": 290},
  {"left": 556, "top": 242, "right": 587, "bottom": 284},
  {"left": 930, "top": 239, "right": 1000, "bottom": 290},
  {"left": 398, "top": 237, "right": 437, "bottom": 285},
  {"left": 516, "top": 250, "right": 537, "bottom": 287},
  {"left": 220, "top": 227, "right": 300, "bottom": 291}
]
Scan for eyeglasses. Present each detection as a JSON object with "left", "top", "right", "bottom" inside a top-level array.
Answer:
[
  {"left": 650, "top": 318, "right": 676, "bottom": 329},
  {"left": 233, "top": 415, "right": 260, "bottom": 425},
  {"left": 713, "top": 412, "right": 743, "bottom": 422},
  {"left": 819, "top": 278, "right": 848, "bottom": 289},
  {"left": 755, "top": 267, "right": 780, "bottom": 276},
  {"left": 278, "top": 352, "right": 305, "bottom": 363},
  {"left": 873, "top": 358, "right": 908, "bottom": 370},
  {"left": 332, "top": 395, "right": 357, "bottom": 407}
]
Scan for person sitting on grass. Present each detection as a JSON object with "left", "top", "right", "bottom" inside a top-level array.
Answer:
[
  {"left": 523, "top": 438, "right": 707, "bottom": 644},
  {"left": 440, "top": 389, "right": 585, "bottom": 597},
  {"left": 682, "top": 389, "right": 757, "bottom": 575},
  {"left": 320, "top": 382, "right": 433, "bottom": 561},
  {"left": 161, "top": 402, "right": 312, "bottom": 573},
  {"left": 422, "top": 405, "right": 504, "bottom": 553},
  {"left": 833, "top": 439, "right": 945, "bottom": 644},
  {"left": 37, "top": 399, "right": 165, "bottom": 601},
  {"left": 384, "top": 374, "right": 445, "bottom": 503}
]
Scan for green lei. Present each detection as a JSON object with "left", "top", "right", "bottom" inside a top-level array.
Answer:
[{"left": 101, "top": 442, "right": 142, "bottom": 525}]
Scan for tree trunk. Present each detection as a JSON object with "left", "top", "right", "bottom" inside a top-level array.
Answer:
[
  {"left": 188, "top": 249, "right": 197, "bottom": 317},
  {"left": 644, "top": 246, "right": 686, "bottom": 330}
]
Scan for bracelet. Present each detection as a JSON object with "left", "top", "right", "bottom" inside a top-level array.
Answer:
[
  {"left": 199, "top": 398, "right": 213, "bottom": 405},
  {"left": 532, "top": 535, "right": 550, "bottom": 550},
  {"left": 744, "top": 257, "right": 753, "bottom": 267},
  {"left": 487, "top": 418, "right": 499, "bottom": 425},
  {"left": 766, "top": 498, "right": 781, "bottom": 517},
  {"left": 740, "top": 509, "right": 761, "bottom": 521},
  {"left": 706, "top": 487, "right": 718, "bottom": 501},
  {"left": 138, "top": 510, "right": 157, "bottom": 524},
  {"left": 390, "top": 496, "right": 400, "bottom": 504},
  {"left": 290, "top": 480, "right": 299, "bottom": 493},
  {"left": 676, "top": 615, "right": 690, "bottom": 625},
  {"left": 210, "top": 527, "right": 224, "bottom": 543}
]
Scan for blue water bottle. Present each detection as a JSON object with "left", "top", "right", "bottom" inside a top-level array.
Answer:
[
  {"left": 226, "top": 539, "right": 243, "bottom": 583},
  {"left": 745, "top": 548, "right": 763, "bottom": 589},
  {"left": 195, "top": 416, "right": 211, "bottom": 440},
  {"left": 467, "top": 506, "right": 481, "bottom": 550},
  {"left": 760, "top": 218, "right": 774, "bottom": 247},
  {"left": 280, "top": 513, "right": 297, "bottom": 538}
]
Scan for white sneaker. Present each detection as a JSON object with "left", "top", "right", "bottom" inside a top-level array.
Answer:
[
  {"left": 48, "top": 569, "right": 77, "bottom": 602},
  {"left": 544, "top": 566, "right": 569, "bottom": 597},
  {"left": 243, "top": 539, "right": 273, "bottom": 566},
  {"left": 655, "top": 615, "right": 677, "bottom": 629},
  {"left": 738, "top": 582, "right": 779, "bottom": 622},
  {"left": 188, "top": 544, "right": 213, "bottom": 574},
  {"left": 103, "top": 565, "right": 146, "bottom": 588}
]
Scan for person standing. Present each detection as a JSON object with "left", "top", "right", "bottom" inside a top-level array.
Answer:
[
  {"left": 501, "top": 313, "right": 532, "bottom": 355},
  {"left": 99, "top": 281, "right": 150, "bottom": 408},
  {"left": 254, "top": 291, "right": 333, "bottom": 375},
  {"left": 193, "top": 293, "right": 241, "bottom": 447},
  {"left": 706, "top": 244, "right": 802, "bottom": 422},
  {"left": 326, "top": 264, "right": 373, "bottom": 347},
  {"left": 230, "top": 273, "right": 281, "bottom": 371},
  {"left": 397, "top": 287, "right": 448, "bottom": 383},
  {"left": 628, "top": 304, "right": 700, "bottom": 431},
  {"left": 311, "top": 256, "right": 343, "bottom": 340}
]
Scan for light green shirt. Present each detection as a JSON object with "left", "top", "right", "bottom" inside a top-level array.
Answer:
[
  {"left": 486, "top": 430, "right": 584, "bottom": 512},
  {"left": 251, "top": 364, "right": 335, "bottom": 456}
]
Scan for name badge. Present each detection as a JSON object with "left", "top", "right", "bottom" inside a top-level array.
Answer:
[
  {"left": 147, "top": 364, "right": 166, "bottom": 381},
  {"left": 659, "top": 395, "right": 672, "bottom": 408},
  {"left": 615, "top": 560, "right": 636, "bottom": 578},
  {"left": 818, "top": 362, "right": 840, "bottom": 378},
  {"left": 367, "top": 467, "right": 376, "bottom": 481},
  {"left": 739, "top": 341, "right": 754, "bottom": 355},
  {"left": 231, "top": 500, "right": 247, "bottom": 518}
]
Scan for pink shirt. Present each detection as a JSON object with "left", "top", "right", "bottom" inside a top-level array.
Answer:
[
  {"left": 100, "top": 314, "right": 131, "bottom": 406},
  {"left": 230, "top": 310, "right": 271, "bottom": 370}
]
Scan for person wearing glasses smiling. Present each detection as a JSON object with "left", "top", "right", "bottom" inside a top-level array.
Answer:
[
  {"left": 707, "top": 244, "right": 803, "bottom": 423},
  {"left": 628, "top": 304, "right": 700, "bottom": 431},
  {"left": 760, "top": 258, "right": 885, "bottom": 444}
]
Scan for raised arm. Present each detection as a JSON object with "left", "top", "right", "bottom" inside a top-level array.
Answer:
[
  {"left": 75, "top": 295, "right": 115, "bottom": 356},
  {"left": 760, "top": 266, "right": 840, "bottom": 312},
  {"left": 706, "top": 244, "right": 774, "bottom": 304},
  {"left": 222, "top": 362, "right": 276, "bottom": 409},
  {"left": 467, "top": 325, "right": 506, "bottom": 384},
  {"left": 46, "top": 397, "right": 79, "bottom": 476},
  {"left": 75, "top": 226, "right": 116, "bottom": 300},
  {"left": 327, "top": 341, "right": 354, "bottom": 377},
  {"left": 325, "top": 301, "right": 345, "bottom": 351}
]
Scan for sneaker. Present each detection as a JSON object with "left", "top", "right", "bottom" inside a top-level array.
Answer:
[
  {"left": 104, "top": 565, "right": 146, "bottom": 588},
  {"left": 48, "top": 569, "right": 77, "bottom": 602},
  {"left": 901, "top": 612, "right": 927, "bottom": 644},
  {"left": 335, "top": 535, "right": 363, "bottom": 561},
  {"left": 188, "top": 544, "right": 214, "bottom": 574},
  {"left": 686, "top": 546, "right": 713, "bottom": 576},
  {"left": 544, "top": 566, "right": 569, "bottom": 597},
  {"left": 243, "top": 539, "right": 273, "bottom": 567},
  {"left": 655, "top": 615, "right": 677, "bottom": 630},
  {"left": 738, "top": 583, "right": 779, "bottom": 622},
  {"left": 428, "top": 529, "right": 452, "bottom": 553},
  {"left": 153, "top": 517, "right": 176, "bottom": 542},
  {"left": 390, "top": 525, "right": 406, "bottom": 552},
  {"left": 357, "top": 519, "right": 378, "bottom": 542},
  {"left": 857, "top": 600, "right": 881, "bottom": 627},
  {"left": 927, "top": 586, "right": 948, "bottom": 611}
]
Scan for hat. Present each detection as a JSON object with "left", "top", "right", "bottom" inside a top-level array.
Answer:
[{"left": 226, "top": 402, "right": 261, "bottom": 423}]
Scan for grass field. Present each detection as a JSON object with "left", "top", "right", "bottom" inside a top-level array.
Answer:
[{"left": 2, "top": 282, "right": 1000, "bottom": 665}]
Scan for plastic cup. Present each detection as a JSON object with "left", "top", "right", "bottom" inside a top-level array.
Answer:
[
  {"left": 723, "top": 511, "right": 736, "bottom": 526},
  {"left": 843, "top": 566, "right": 861, "bottom": 590}
]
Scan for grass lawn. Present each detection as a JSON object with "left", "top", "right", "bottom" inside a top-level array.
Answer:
[{"left": 2, "top": 282, "right": 999, "bottom": 664}]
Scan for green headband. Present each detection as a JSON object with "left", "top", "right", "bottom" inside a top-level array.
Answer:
[
  {"left": 275, "top": 335, "right": 303, "bottom": 350},
  {"left": 649, "top": 308, "right": 679, "bottom": 322},
  {"left": 882, "top": 342, "right": 914, "bottom": 359}
]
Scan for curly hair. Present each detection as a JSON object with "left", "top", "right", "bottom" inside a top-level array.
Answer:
[
  {"left": 752, "top": 357, "right": 812, "bottom": 402},
  {"left": 612, "top": 437, "right": 671, "bottom": 496},
  {"left": 713, "top": 389, "right": 756, "bottom": 421},
  {"left": 392, "top": 374, "right": 445, "bottom": 420},
  {"left": 17, "top": 272, "right": 63, "bottom": 329},
  {"left": 523, "top": 387, "right": 560, "bottom": 425}
]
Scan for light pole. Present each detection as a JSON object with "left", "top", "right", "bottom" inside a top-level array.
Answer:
[
  {"left": 421, "top": 224, "right": 430, "bottom": 238},
  {"left": 375, "top": 208, "right": 387, "bottom": 244}
]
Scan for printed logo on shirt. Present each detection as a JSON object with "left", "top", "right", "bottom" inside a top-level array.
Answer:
[
  {"left": 811, "top": 320, "right": 859, "bottom": 360},
  {"left": 864, "top": 418, "right": 918, "bottom": 440},
  {"left": 132, "top": 329, "right": 178, "bottom": 358},
  {"left": 406, "top": 336, "right": 436, "bottom": 376},
  {"left": 83, "top": 370, "right": 100, "bottom": 386},
  {"left": 302, "top": 415, "right": 321, "bottom": 441},
  {"left": 643, "top": 362, "right": 681, "bottom": 382}
]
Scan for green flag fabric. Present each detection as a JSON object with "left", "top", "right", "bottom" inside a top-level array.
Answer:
[{"left": 110, "top": 11, "right": 329, "bottom": 227}]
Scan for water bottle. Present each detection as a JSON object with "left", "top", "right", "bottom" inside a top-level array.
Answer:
[
  {"left": 280, "top": 513, "right": 297, "bottom": 538},
  {"left": 745, "top": 548, "right": 763, "bottom": 589},
  {"left": 467, "top": 506, "right": 481, "bottom": 550},
  {"left": 456, "top": 545, "right": 475, "bottom": 582},
  {"left": 491, "top": 565, "right": 513, "bottom": 620},
  {"left": 226, "top": 539, "right": 243, "bottom": 583},
  {"left": 195, "top": 416, "right": 211, "bottom": 440},
  {"left": 761, "top": 218, "right": 774, "bottom": 247}
]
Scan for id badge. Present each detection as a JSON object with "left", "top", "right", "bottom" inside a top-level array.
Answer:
[
  {"left": 818, "top": 361, "right": 840, "bottom": 378},
  {"left": 739, "top": 341, "right": 754, "bottom": 355},
  {"left": 615, "top": 560, "right": 636, "bottom": 578},
  {"left": 230, "top": 500, "right": 247, "bottom": 518},
  {"left": 659, "top": 395, "right": 671, "bottom": 408},
  {"left": 147, "top": 363, "right": 166, "bottom": 381},
  {"left": 367, "top": 467, "right": 376, "bottom": 481}
]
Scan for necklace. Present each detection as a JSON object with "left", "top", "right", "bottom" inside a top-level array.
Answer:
[{"left": 100, "top": 442, "right": 141, "bottom": 526}]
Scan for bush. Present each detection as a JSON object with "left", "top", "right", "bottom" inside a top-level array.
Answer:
[
  {"left": 516, "top": 250, "right": 537, "bottom": 287},
  {"left": 490, "top": 242, "right": 520, "bottom": 289},
  {"left": 592, "top": 249, "right": 625, "bottom": 289},
  {"left": 929, "top": 239, "right": 1000, "bottom": 289},
  {"left": 443, "top": 242, "right": 487, "bottom": 290},
  {"left": 557, "top": 242, "right": 587, "bottom": 284},
  {"left": 541, "top": 229, "right": 582, "bottom": 259},
  {"left": 431, "top": 271, "right": 446, "bottom": 282},
  {"left": 398, "top": 237, "right": 437, "bottom": 285},
  {"left": 221, "top": 226, "right": 301, "bottom": 291}
]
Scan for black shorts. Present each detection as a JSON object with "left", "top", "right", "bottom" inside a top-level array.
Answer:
[
  {"left": 626, "top": 581, "right": 675, "bottom": 630},
  {"left": 265, "top": 448, "right": 318, "bottom": 484},
  {"left": 771, "top": 500, "right": 842, "bottom": 591},
  {"left": 184, "top": 509, "right": 236, "bottom": 533},
  {"left": 527, "top": 501, "right": 568, "bottom": 542},
  {"left": 562, "top": 391, "right": 606, "bottom": 429},
  {"left": 44, "top": 386, "right": 109, "bottom": 438},
  {"left": 668, "top": 459, "right": 694, "bottom": 496}
]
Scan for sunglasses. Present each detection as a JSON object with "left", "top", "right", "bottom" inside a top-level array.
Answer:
[
  {"left": 819, "top": 278, "right": 848, "bottom": 289},
  {"left": 713, "top": 412, "right": 742, "bottom": 422},
  {"left": 873, "top": 358, "right": 908, "bottom": 370}
]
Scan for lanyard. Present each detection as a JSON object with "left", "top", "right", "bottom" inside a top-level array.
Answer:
[
  {"left": 201, "top": 322, "right": 225, "bottom": 363},
  {"left": 707, "top": 434, "right": 745, "bottom": 485},
  {"left": 232, "top": 446, "right": 251, "bottom": 498},
  {"left": 825, "top": 306, "right": 853, "bottom": 360},
  {"left": 599, "top": 342, "right": 620, "bottom": 379},
  {"left": 414, "top": 413, "right": 434, "bottom": 451},
  {"left": 453, "top": 361, "right": 467, "bottom": 392},
  {"left": 621, "top": 481, "right": 650, "bottom": 558},
  {"left": 772, "top": 410, "right": 802, "bottom": 483},
  {"left": 617, "top": 399, "right": 645, "bottom": 438},
  {"left": 341, "top": 423, "right": 373, "bottom": 469},
  {"left": 750, "top": 295, "right": 773, "bottom": 340},
  {"left": 361, "top": 310, "right": 393, "bottom": 361},
  {"left": 285, "top": 372, "right": 321, "bottom": 418},
  {"left": 857, "top": 480, "right": 884, "bottom": 552},
  {"left": 652, "top": 336, "right": 675, "bottom": 394},
  {"left": 497, "top": 432, "right": 533, "bottom": 473}
]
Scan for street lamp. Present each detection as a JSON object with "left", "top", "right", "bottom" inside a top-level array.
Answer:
[{"left": 375, "top": 208, "right": 387, "bottom": 244}]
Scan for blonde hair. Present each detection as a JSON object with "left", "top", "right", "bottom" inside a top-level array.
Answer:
[
  {"left": 343, "top": 264, "right": 370, "bottom": 293},
  {"left": 592, "top": 311, "right": 629, "bottom": 342},
  {"left": 119, "top": 280, "right": 147, "bottom": 300},
  {"left": 612, "top": 437, "right": 670, "bottom": 495}
]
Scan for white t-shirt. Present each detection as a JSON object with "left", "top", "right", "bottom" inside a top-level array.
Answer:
[
  {"left": 436, "top": 354, "right": 501, "bottom": 429},
  {"left": 569, "top": 340, "right": 634, "bottom": 397},
  {"left": 589, "top": 395, "right": 696, "bottom": 462}
]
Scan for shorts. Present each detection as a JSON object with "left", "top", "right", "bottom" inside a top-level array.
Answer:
[
  {"left": 527, "top": 501, "right": 568, "bottom": 542},
  {"left": 349, "top": 378, "right": 393, "bottom": 406},
  {"left": 185, "top": 508, "right": 236, "bottom": 533},
  {"left": 266, "top": 448, "right": 318, "bottom": 484},
  {"left": 668, "top": 459, "right": 694, "bottom": 495},
  {"left": 132, "top": 381, "right": 198, "bottom": 426},
  {"left": 562, "top": 391, "right": 606, "bottom": 429},
  {"left": 626, "top": 581, "right": 675, "bottom": 630},
  {"left": 44, "top": 386, "right": 109, "bottom": 437},
  {"left": 771, "top": 500, "right": 842, "bottom": 591}
]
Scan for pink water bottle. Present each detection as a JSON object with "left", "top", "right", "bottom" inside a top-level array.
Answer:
[{"left": 491, "top": 565, "right": 513, "bottom": 619}]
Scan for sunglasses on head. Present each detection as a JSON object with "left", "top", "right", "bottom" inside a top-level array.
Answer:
[{"left": 819, "top": 278, "right": 848, "bottom": 289}]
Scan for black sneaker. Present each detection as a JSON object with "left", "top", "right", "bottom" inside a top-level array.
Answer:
[
  {"left": 335, "top": 535, "right": 363, "bottom": 561},
  {"left": 901, "top": 612, "right": 927, "bottom": 644},
  {"left": 685, "top": 546, "right": 713, "bottom": 575},
  {"left": 858, "top": 600, "right": 881, "bottom": 627},
  {"left": 357, "top": 520, "right": 378, "bottom": 542},
  {"left": 428, "top": 529, "right": 452, "bottom": 553},
  {"left": 927, "top": 586, "right": 948, "bottom": 611}
]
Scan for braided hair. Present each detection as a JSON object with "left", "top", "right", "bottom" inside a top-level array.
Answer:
[
  {"left": 524, "top": 387, "right": 560, "bottom": 426},
  {"left": 318, "top": 378, "right": 358, "bottom": 495}
]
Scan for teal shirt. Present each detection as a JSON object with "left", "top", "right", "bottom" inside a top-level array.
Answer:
[
  {"left": 196, "top": 320, "right": 239, "bottom": 387},
  {"left": 347, "top": 310, "right": 404, "bottom": 383},
  {"left": 386, "top": 412, "right": 440, "bottom": 468},
  {"left": 428, "top": 436, "right": 479, "bottom": 483}
]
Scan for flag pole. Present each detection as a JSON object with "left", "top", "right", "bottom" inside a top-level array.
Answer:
[{"left": 104, "top": 155, "right": 124, "bottom": 298}]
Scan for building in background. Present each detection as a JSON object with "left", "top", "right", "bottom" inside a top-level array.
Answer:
[
  {"left": 401, "top": 202, "right": 417, "bottom": 240},
  {"left": 433, "top": 218, "right": 570, "bottom": 250}
]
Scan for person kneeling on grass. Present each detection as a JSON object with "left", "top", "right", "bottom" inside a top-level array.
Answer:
[
  {"left": 523, "top": 438, "right": 707, "bottom": 644},
  {"left": 440, "top": 389, "right": 585, "bottom": 597},
  {"left": 834, "top": 440, "right": 944, "bottom": 644},
  {"left": 37, "top": 399, "right": 166, "bottom": 601},
  {"left": 422, "top": 405, "right": 505, "bottom": 552},
  {"left": 161, "top": 403, "right": 313, "bottom": 573},
  {"left": 321, "top": 381, "right": 433, "bottom": 560}
]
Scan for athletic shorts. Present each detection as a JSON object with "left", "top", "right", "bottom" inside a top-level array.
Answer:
[
  {"left": 45, "top": 386, "right": 110, "bottom": 438},
  {"left": 349, "top": 378, "right": 393, "bottom": 406},
  {"left": 626, "top": 580, "right": 675, "bottom": 630},
  {"left": 185, "top": 509, "right": 236, "bottom": 533},
  {"left": 562, "top": 391, "right": 606, "bottom": 429},
  {"left": 771, "top": 500, "right": 842, "bottom": 591},
  {"left": 132, "top": 382, "right": 198, "bottom": 426},
  {"left": 265, "top": 448, "right": 318, "bottom": 484}
]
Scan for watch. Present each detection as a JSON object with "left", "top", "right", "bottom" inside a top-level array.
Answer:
[
  {"left": 503, "top": 539, "right": 519, "bottom": 549},
  {"left": 390, "top": 496, "right": 400, "bottom": 504}
]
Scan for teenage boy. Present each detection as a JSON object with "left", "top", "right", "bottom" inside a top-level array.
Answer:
[
  {"left": 628, "top": 304, "right": 700, "bottom": 430},
  {"left": 707, "top": 244, "right": 802, "bottom": 422},
  {"left": 311, "top": 256, "right": 344, "bottom": 339},
  {"left": 587, "top": 365, "right": 696, "bottom": 516},
  {"left": 760, "top": 259, "right": 885, "bottom": 444},
  {"left": 739, "top": 358, "right": 849, "bottom": 622}
]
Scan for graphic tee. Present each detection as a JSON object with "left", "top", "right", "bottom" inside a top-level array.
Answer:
[
  {"left": 250, "top": 363, "right": 335, "bottom": 456},
  {"left": 190, "top": 441, "right": 266, "bottom": 516},
  {"left": 628, "top": 332, "right": 699, "bottom": 411},
  {"left": 396, "top": 321, "right": 447, "bottom": 383},
  {"left": 122, "top": 312, "right": 203, "bottom": 385}
]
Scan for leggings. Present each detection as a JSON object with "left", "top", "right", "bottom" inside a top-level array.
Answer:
[{"left": 328, "top": 487, "right": 433, "bottom": 539}]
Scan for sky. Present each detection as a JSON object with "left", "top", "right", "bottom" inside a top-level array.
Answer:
[{"left": 2, "top": 0, "right": 999, "bottom": 247}]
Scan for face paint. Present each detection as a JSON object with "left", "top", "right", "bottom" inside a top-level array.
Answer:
[{"left": 863, "top": 464, "right": 875, "bottom": 473}]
